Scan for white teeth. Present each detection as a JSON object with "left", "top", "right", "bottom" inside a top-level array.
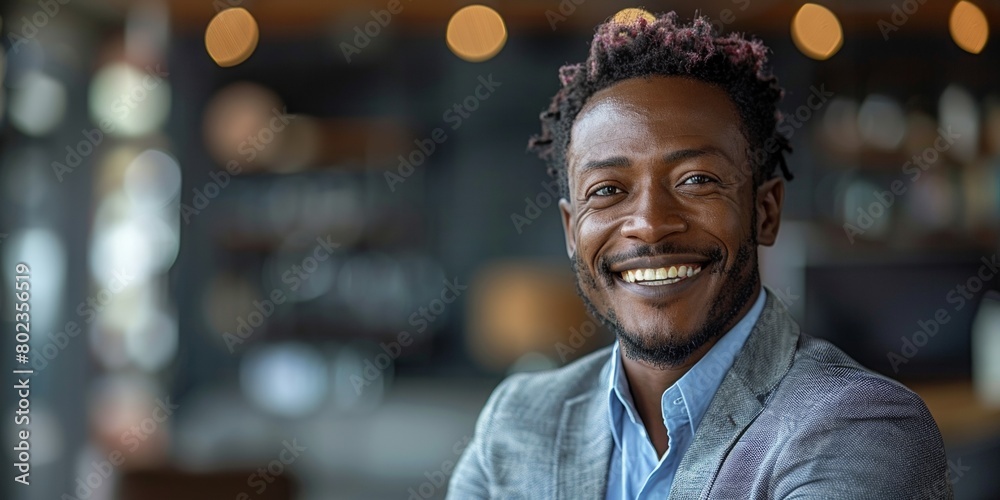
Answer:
[{"left": 620, "top": 265, "right": 703, "bottom": 284}]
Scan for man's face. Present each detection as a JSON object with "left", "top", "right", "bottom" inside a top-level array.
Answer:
[{"left": 559, "top": 76, "right": 783, "bottom": 369}]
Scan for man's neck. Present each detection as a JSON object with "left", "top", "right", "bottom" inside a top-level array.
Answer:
[{"left": 620, "top": 284, "right": 763, "bottom": 456}]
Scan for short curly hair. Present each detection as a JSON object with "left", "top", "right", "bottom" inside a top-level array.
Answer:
[{"left": 528, "top": 11, "right": 793, "bottom": 198}]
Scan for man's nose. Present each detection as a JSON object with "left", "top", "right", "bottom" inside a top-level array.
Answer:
[{"left": 618, "top": 186, "right": 688, "bottom": 243}]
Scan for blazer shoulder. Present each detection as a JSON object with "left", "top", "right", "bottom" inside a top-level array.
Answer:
[
  {"left": 757, "top": 334, "right": 951, "bottom": 499},
  {"left": 776, "top": 333, "right": 938, "bottom": 425},
  {"left": 794, "top": 333, "right": 913, "bottom": 388}
]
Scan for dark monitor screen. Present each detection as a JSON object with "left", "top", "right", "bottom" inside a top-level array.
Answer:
[{"left": 804, "top": 259, "right": 999, "bottom": 381}]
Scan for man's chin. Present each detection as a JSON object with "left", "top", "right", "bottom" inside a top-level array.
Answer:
[
  {"left": 607, "top": 310, "right": 721, "bottom": 369},
  {"left": 572, "top": 251, "right": 758, "bottom": 368}
]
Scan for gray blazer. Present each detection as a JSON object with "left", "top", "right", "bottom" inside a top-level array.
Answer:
[{"left": 448, "top": 290, "right": 953, "bottom": 499}]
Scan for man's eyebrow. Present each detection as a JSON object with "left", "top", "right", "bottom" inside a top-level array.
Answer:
[
  {"left": 578, "top": 156, "right": 630, "bottom": 172},
  {"left": 576, "top": 146, "right": 733, "bottom": 173},
  {"left": 663, "top": 146, "right": 732, "bottom": 164}
]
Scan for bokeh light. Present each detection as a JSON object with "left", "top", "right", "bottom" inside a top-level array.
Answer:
[
  {"left": 89, "top": 286, "right": 157, "bottom": 370},
  {"left": 2, "top": 228, "right": 66, "bottom": 336},
  {"left": 89, "top": 193, "right": 180, "bottom": 283},
  {"left": 612, "top": 8, "right": 656, "bottom": 26},
  {"left": 89, "top": 62, "right": 171, "bottom": 138},
  {"left": 791, "top": 3, "right": 843, "bottom": 60},
  {"left": 9, "top": 71, "right": 66, "bottom": 136},
  {"left": 446, "top": 5, "right": 507, "bottom": 62},
  {"left": 123, "top": 149, "right": 182, "bottom": 209},
  {"left": 203, "top": 82, "right": 284, "bottom": 168},
  {"left": 857, "top": 94, "right": 906, "bottom": 150},
  {"left": 240, "top": 343, "right": 328, "bottom": 418},
  {"left": 87, "top": 374, "right": 169, "bottom": 463},
  {"left": 205, "top": 7, "right": 260, "bottom": 67},
  {"left": 950, "top": 1, "right": 989, "bottom": 54}
]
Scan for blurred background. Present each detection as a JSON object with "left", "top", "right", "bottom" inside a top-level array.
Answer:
[{"left": 1, "top": 0, "right": 999, "bottom": 498}]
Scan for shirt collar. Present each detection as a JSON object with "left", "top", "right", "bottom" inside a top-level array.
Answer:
[{"left": 606, "top": 288, "right": 768, "bottom": 446}]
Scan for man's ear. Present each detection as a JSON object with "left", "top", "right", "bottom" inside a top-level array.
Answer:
[
  {"left": 756, "top": 176, "right": 784, "bottom": 246},
  {"left": 559, "top": 198, "right": 576, "bottom": 258}
]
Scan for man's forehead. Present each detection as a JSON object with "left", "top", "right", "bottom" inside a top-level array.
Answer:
[
  {"left": 567, "top": 77, "right": 745, "bottom": 172},
  {"left": 574, "top": 76, "right": 736, "bottom": 121}
]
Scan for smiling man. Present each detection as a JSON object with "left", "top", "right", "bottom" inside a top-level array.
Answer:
[{"left": 448, "top": 12, "right": 951, "bottom": 500}]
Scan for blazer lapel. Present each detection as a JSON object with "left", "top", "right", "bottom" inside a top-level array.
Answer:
[
  {"left": 554, "top": 359, "right": 614, "bottom": 500},
  {"left": 669, "top": 288, "right": 801, "bottom": 499}
]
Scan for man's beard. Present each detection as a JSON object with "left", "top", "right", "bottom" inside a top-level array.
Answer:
[{"left": 571, "top": 230, "right": 760, "bottom": 370}]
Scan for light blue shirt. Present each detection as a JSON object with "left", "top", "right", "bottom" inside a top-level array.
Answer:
[{"left": 605, "top": 289, "right": 767, "bottom": 499}]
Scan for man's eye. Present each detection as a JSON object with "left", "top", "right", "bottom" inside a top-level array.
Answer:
[
  {"left": 682, "top": 175, "right": 715, "bottom": 185},
  {"left": 592, "top": 185, "right": 621, "bottom": 197}
]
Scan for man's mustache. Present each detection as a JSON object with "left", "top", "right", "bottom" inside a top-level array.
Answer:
[{"left": 598, "top": 243, "right": 724, "bottom": 275}]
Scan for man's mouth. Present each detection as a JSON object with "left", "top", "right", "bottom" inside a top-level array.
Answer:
[{"left": 619, "top": 264, "right": 703, "bottom": 286}]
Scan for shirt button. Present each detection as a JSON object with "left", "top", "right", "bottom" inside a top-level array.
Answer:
[{"left": 673, "top": 397, "right": 683, "bottom": 405}]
